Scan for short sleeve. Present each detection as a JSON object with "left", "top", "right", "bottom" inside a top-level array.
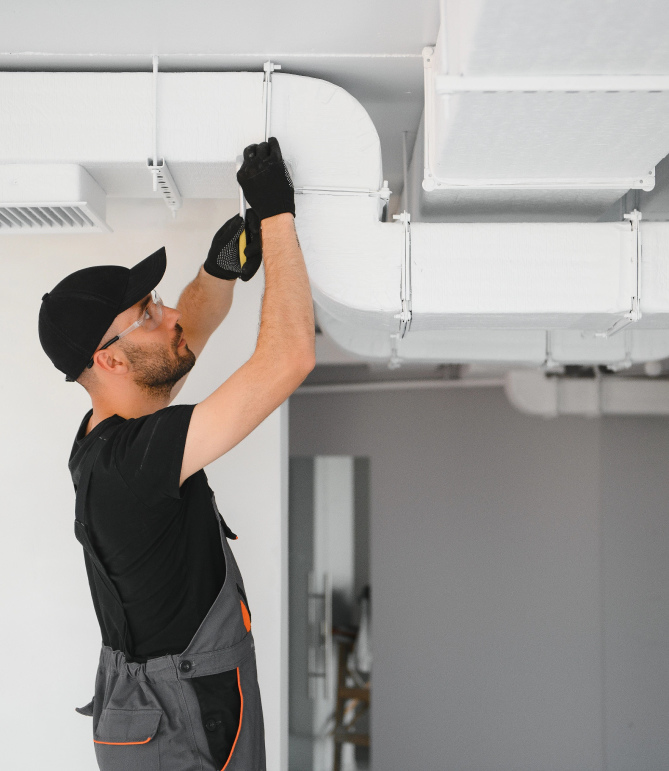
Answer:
[{"left": 112, "top": 404, "right": 197, "bottom": 508}]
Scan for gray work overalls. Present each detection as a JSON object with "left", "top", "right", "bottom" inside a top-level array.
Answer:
[{"left": 72, "top": 423, "right": 267, "bottom": 771}]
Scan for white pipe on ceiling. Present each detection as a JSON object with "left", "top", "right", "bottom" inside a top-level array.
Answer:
[{"left": 505, "top": 369, "right": 669, "bottom": 417}]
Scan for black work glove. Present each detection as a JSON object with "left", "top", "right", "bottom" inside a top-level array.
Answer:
[
  {"left": 236, "top": 137, "right": 295, "bottom": 221},
  {"left": 203, "top": 210, "right": 263, "bottom": 282}
]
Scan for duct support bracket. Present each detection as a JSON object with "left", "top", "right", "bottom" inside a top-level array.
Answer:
[
  {"left": 595, "top": 209, "right": 642, "bottom": 339},
  {"left": 388, "top": 211, "right": 412, "bottom": 369},
  {"left": 147, "top": 55, "right": 182, "bottom": 217},
  {"left": 147, "top": 159, "right": 182, "bottom": 217},
  {"left": 394, "top": 210, "right": 413, "bottom": 338},
  {"left": 295, "top": 181, "right": 391, "bottom": 200},
  {"left": 234, "top": 59, "right": 282, "bottom": 217},
  {"left": 542, "top": 331, "right": 559, "bottom": 371},
  {"left": 263, "top": 60, "right": 281, "bottom": 142}
]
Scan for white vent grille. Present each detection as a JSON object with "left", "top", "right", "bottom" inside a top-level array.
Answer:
[
  {"left": 0, "top": 165, "right": 110, "bottom": 234},
  {"left": 0, "top": 203, "right": 107, "bottom": 232}
]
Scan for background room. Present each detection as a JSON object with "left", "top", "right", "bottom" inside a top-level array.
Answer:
[{"left": 2, "top": 2, "right": 669, "bottom": 771}]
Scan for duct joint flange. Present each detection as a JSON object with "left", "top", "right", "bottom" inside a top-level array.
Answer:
[{"left": 595, "top": 209, "right": 642, "bottom": 339}]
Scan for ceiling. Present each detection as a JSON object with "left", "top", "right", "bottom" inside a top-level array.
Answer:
[
  {"left": 0, "top": 0, "right": 440, "bottom": 211},
  {"left": 6, "top": 1, "right": 669, "bottom": 388}
]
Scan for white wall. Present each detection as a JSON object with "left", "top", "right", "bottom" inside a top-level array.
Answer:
[
  {"left": 290, "top": 386, "right": 669, "bottom": 771},
  {"left": 0, "top": 198, "right": 287, "bottom": 771}
]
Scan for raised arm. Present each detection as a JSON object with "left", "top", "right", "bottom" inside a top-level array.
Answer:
[
  {"left": 179, "top": 138, "right": 314, "bottom": 485},
  {"left": 169, "top": 208, "right": 264, "bottom": 401}
]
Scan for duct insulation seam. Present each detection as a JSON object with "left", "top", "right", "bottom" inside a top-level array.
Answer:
[
  {"left": 4, "top": 72, "right": 669, "bottom": 363},
  {"left": 504, "top": 369, "right": 669, "bottom": 417}
]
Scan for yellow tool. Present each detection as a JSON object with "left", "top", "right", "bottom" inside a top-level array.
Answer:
[
  {"left": 236, "top": 155, "right": 248, "bottom": 268},
  {"left": 239, "top": 228, "right": 247, "bottom": 268}
]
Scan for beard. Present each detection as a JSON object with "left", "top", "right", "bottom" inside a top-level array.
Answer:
[{"left": 119, "top": 324, "right": 196, "bottom": 399}]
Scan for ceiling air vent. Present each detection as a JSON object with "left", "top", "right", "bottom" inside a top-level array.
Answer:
[{"left": 0, "top": 164, "right": 110, "bottom": 233}]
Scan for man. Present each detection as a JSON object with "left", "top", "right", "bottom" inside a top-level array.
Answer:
[{"left": 37, "top": 138, "right": 314, "bottom": 771}]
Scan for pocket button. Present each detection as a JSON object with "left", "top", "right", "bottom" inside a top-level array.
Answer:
[
  {"left": 179, "top": 660, "right": 193, "bottom": 673},
  {"left": 205, "top": 718, "right": 222, "bottom": 732}
]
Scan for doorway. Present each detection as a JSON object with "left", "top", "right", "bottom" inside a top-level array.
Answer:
[{"left": 288, "top": 456, "right": 371, "bottom": 771}]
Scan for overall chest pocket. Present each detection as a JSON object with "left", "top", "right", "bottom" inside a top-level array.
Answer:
[{"left": 94, "top": 708, "right": 162, "bottom": 771}]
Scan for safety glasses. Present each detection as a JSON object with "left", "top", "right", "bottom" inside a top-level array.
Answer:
[{"left": 85, "top": 289, "right": 164, "bottom": 370}]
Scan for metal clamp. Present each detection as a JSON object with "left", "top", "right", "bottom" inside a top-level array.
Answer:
[
  {"left": 147, "top": 56, "right": 182, "bottom": 217},
  {"left": 595, "top": 209, "right": 642, "bottom": 338}
]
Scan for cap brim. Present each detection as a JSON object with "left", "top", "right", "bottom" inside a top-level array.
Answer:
[{"left": 119, "top": 247, "right": 167, "bottom": 313}]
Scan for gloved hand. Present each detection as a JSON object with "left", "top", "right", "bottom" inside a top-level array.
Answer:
[
  {"left": 236, "top": 137, "right": 295, "bottom": 221},
  {"left": 203, "top": 209, "right": 263, "bottom": 282}
]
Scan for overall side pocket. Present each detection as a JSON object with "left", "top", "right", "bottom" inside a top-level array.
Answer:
[
  {"left": 191, "top": 668, "right": 243, "bottom": 770},
  {"left": 93, "top": 708, "right": 162, "bottom": 771}
]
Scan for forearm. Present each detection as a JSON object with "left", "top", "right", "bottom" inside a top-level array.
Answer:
[
  {"left": 177, "top": 265, "right": 236, "bottom": 342},
  {"left": 255, "top": 213, "right": 315, "bottom": 364}
]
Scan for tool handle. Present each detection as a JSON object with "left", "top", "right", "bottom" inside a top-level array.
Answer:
[{"left": 236, "top": 156, "right": 247, "bottom": 218}]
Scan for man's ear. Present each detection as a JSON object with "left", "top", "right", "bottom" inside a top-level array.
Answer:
[{"left": 93, "top": 347, "right": 129, "bottom": 376}]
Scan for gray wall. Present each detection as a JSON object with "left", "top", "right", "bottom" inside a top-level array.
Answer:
[
  {"left": 600, "top": 419, "right": 669, "bottom": 771},
  {"left": 289, "top": 387, "right": 669, "bottom": 771},
  {"left": 1, "top": 198, "right": 289, "bottom": 771}
]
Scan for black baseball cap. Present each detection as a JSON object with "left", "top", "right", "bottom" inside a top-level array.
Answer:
[{"left": 39, "top": 247, "right": 167, "bottom": 382}]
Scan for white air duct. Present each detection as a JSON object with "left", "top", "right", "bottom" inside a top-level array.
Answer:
[
  {"left": 424, "top": 0, "right": 669, "bottom": 195},
  {"left": 2, "top": 71, "right": 669, "bottom": 369}
]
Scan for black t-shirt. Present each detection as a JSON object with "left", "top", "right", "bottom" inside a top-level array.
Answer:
[{"left": 68, "top": 405, "right": 226, "bottom": 661}]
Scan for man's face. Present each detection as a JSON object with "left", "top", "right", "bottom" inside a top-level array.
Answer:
[{"left": 114, "top": 295, "right": 196, "bottom": 397}]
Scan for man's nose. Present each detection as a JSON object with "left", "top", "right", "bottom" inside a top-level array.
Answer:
[{"left": 165, "top": 305, "right": 182, "bottom": 326}]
